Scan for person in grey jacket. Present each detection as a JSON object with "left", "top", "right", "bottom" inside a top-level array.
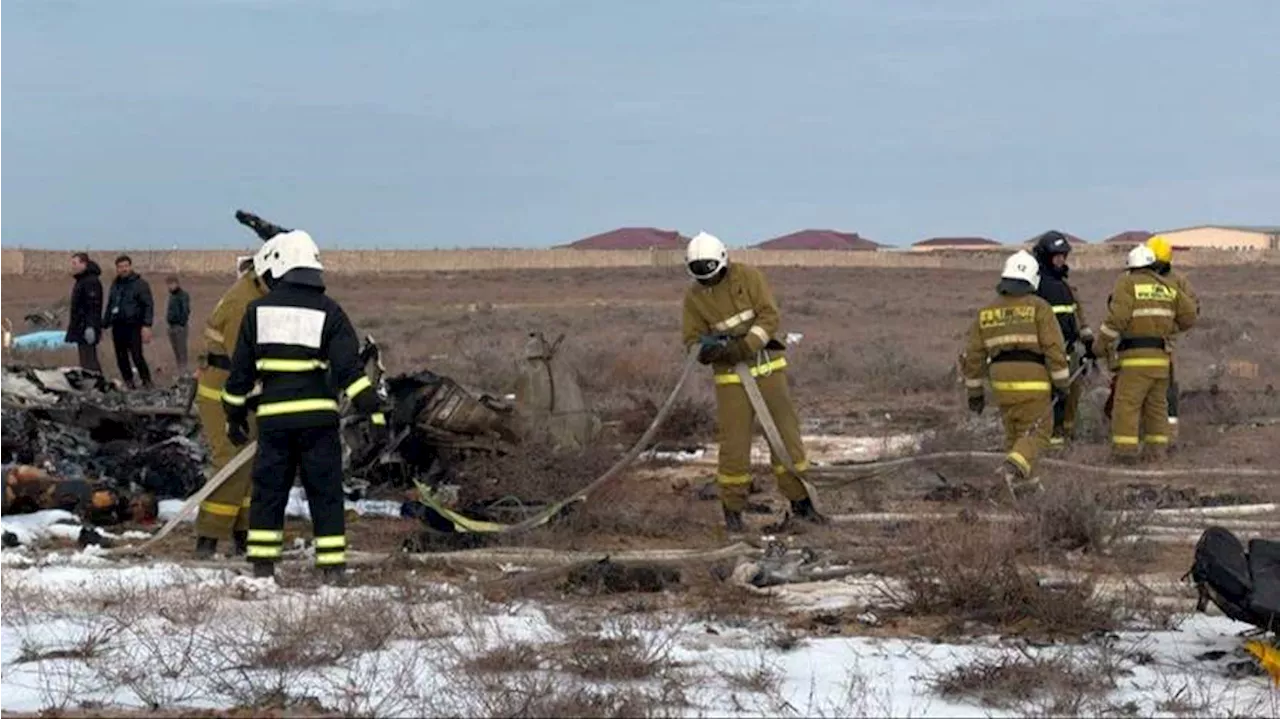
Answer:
[
  {"left": 103, "top": 255, "right": 154, "bottom": 389},
  {"left": 165, "top": 275, "right": 191, "bottom": 372}
]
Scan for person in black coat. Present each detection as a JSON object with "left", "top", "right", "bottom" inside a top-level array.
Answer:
[
  {"left": 66, "top": 252, "right": 104, "bottom": 372},
  {"left": 102, "top": 255, "right": 155, "bottom": 389}
]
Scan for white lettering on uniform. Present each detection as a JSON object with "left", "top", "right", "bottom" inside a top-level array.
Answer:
[{"left": 256, "top": 306, "right": 326, "bottom": 349}]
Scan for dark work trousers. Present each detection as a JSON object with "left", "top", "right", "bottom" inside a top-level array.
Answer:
[
  {"left": 76, "top": 342, "right": 102, "bottom": 373},
  {"left": 111, "top": 323, "right": 152, "bottom": 387},
  {"left": 167, "top": 325, "right": 189, "bottom": 372},
  {"left": 247, "top": 424, "right": 347, "bottom": 569}
]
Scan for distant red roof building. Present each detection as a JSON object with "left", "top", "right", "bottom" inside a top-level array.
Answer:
[
  {"left": 566, "top": 227, "right": 689, "bottom": 250},
  {"left": 911, "top": 236, "right": 1001, "bottom": 251},
  {"left": 1104, "top": 230, "right": 1154, "bottom": 246},
  {"left": 753, "top": 229, "right": 881, "bottom": 250}
]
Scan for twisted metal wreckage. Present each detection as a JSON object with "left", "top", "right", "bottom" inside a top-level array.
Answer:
[{"left": 1, "top": 329, "right": 608, "bottom": 545}]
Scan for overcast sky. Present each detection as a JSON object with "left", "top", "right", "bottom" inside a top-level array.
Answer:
[{"left": 3, "top": 0, "right": 1278, "bottom": 249}]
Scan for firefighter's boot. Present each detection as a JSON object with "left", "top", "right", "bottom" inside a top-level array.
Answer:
[
  {"left": 790, "top": 497, "right": 829, "bottom": 525},
  {"left": 232, "top": 531, "right": 248, "bottom": 556},
  {"left": 194, "top": 536, "right": 218, "bottom": 559},
  {"left": 723, "top": 507, "right": 745, "bottom": 534},
  {"left": 252, "top": 561, "right": 275, "bottom": 579}
]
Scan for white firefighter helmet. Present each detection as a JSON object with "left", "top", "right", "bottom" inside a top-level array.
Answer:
[
  {"left": 235, "top": 255, "right": 254, "bottom": 277},
  {"left": 1126, "top": 244, "right": 1158, "bottom": 269},
  {"left": 251, "top": 238, "right": 277, "bottom": 280},
  {"left": 265, "top": 230, "right": 323, "bottom": 284},
  {"left": 1001, "top": 249, "right": 1040, "bottom": 290},
  {"left": 685, "top": 231, "right": 728, "bottom": 280}
]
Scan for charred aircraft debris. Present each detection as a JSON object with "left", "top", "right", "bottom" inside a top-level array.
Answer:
[{"left": 2, "top": 332, "right": 602, "bottom": 546}]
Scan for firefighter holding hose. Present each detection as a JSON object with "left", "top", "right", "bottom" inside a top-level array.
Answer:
[{"left": 681, "top": 232, "right": 825, "bottom": 532}]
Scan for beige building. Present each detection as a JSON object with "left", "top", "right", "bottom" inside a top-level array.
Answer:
[{"left": 1157, "top": 225, "right": 1280, "bottom": 251}]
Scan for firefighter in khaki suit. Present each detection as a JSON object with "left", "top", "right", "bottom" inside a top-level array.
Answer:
[
  {"left": 192, "top": 245, "right": 275, "bottom": 558},
  {"left": 963, "top": 250, "right": 1071, "bottom": 495},
  {"left": 681, "top": 232, "right": 825, "bottom": 532},
  {"left": 1095, "top": 244, "right": 1197, "bottom": 462},
  {"left": 1146, "top": 235, "right": 1198, "bottom": 443}
]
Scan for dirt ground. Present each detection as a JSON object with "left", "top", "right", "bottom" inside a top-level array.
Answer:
[{"left": 5, "top": 263, "right": 1280, "bottom": 592}]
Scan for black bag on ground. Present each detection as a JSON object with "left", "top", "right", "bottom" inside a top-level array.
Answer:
[{"left": 1189, "top": 526, "right": 1280, "bottom": 631}]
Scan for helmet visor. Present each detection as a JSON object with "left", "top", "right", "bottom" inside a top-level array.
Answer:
[{"left": 688, "top": 258, "right": 722, "bottom": 279}]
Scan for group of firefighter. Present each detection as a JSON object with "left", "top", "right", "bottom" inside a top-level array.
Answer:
[
  {"left": 682, "top": 229, "right": 1198, "bottom": 523},
  {"left": 189, "top": 220, "right": 1195, "bottom": 575},
  {"left": 962, "top": 232, "right": 1197, "bottom": 497}
]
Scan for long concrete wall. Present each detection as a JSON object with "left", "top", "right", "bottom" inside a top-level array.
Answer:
[{"left": 3, "top": 246, "right": 1276, "bottom": 276}]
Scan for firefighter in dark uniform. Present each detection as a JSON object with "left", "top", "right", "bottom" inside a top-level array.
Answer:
[
  {"left": 1029, "top": 231, "right": 1095, "bottom": 447},
  {"left": 222, "top": 230, "right": 386, "bottom": 579}
]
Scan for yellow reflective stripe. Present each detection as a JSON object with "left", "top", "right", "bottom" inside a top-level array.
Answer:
[
  {"left": 983, "top": 334, "right": 1040, "bottom": 348},
  {"left": 197, "top": 384, "right": 223, "bottom": 401},
  {"left": 200, "top": 500, "right": 241, "bottom": 517},
  {"left": 1049, "top": 437, "right": 1065, "bottom": 446},
  {"left": 990, "top": 381, "right": 1051, "bottom": 391},
  {"left": 1050, "top": 368, "right": 1070, "bottom": 381},
  {"left": 247, "top": 545, "right": 281, "bottom": 559},
  {"left": 717, "top": 473, "right": 752, "bottom": 486},
  {"left": 256, "top": 398, "right": 339, "bottom": 417},
  {"left": 714, "top": 357, "right": 789, "bottom": 385},
  {"left": 1051, "top": 304, "right": 1077, "bottom": 314},
  {"left": 1132, "top": 308, "right": 1175, "bottom": 318},
  {"left": 1119, "top": 357, "right": 1169, "bottom": 368},
  {"left": 964, "top": 378, "right": 985, "bottom": 389},
  {"left": 203, "top": 327, "right": 226, "bottom": 344},
  {"left": 247, "top": 529, "right": 284, "bottom": 542},
  {"left": 315, "top": 551, "right": 346, "bottom": 566},
  {"left": 221, "top": 392, "right": 247, "bottom": 406},
  {"left": 345, "top": 375, "right": 372, "bottom": 398},
  {"left": 748, "top": 325, "right": 770, "bottom": 345},
  {"left": 1099, "top": 324, "right": 1119, "bottom": 338},
  {"left": 1144, "top": 435, "right": 1170, "bottom": 444},
  {"left": 314, "top": 535, "right": 346, "bottom": 549},
  {"left": 1112, "top": 436, "right": 1140, "bottom": 445},
  {"left": 772, "top": 460, "right": 809, "bottom": 476},
  {"left": 242, "top": 495, "right": 252, "bottom": 507},
  {"left": 712, "top": 309, "right": 756, "bottom": 332},
  {"left": 256, "top": 358, "right": 329, "bottom": 372},
  {"left": 370, "top": 412, "right": 387, "bottom": 426},
  {"left": 1007, "top": 452, "right": 1031, "bottom": 474}
]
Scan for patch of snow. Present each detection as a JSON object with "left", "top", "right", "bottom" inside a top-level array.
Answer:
[{"left": 1, "top": 558, "right": 1275, "bottom": 717}]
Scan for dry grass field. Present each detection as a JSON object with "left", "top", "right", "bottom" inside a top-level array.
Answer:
[{"left": 5, "top": 263, "right": 1280, "bottom": 716}]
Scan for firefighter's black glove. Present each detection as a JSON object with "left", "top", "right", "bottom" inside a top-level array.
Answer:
[
  {"left": 234, "top": 210, "right": 291, "bottom": 241},
  {"left": 967, "top": 394, "right": 985, "bottom": 415},
  {"left": 1081, "top": 336, "right": 1097, "bottom": 362},
  {"left": 225, "top": 407, "right": 250, "bottom": 447},
  {"left": 698, "top": 342, "right": 731, "bottom": 365}
]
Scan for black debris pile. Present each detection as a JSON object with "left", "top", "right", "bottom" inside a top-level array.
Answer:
[{"left": 2, "top": 365, "right": 204, "bottom": 523}]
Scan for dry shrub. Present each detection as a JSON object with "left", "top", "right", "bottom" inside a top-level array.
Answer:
[
  {"left": 463, "top": 643, "right": 544, "bottom": 674},
  {"left": 1020, "top": 478, "right": 1148, "bottom": 555},
  {"left": 715, "top": 649, "right": 783, "bottom": 695},
  {"left": 886, "top": 521, "right": 1119, "bottom": 638},
  {"left": 453, "top": 436, "right": 618, "bottom": 508},
  {"left": 929, "top": 646, "right": 1124, "bottom": 714}
]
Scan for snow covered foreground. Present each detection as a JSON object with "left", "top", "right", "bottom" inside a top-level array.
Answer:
[{"left": 1, "top": 551, "right": 1276, "bottom": 718}]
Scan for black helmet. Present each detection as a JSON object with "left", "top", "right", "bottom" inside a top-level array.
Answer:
[{"left": 1032, "top": 230, "right": 1071, "bottom": 266}]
